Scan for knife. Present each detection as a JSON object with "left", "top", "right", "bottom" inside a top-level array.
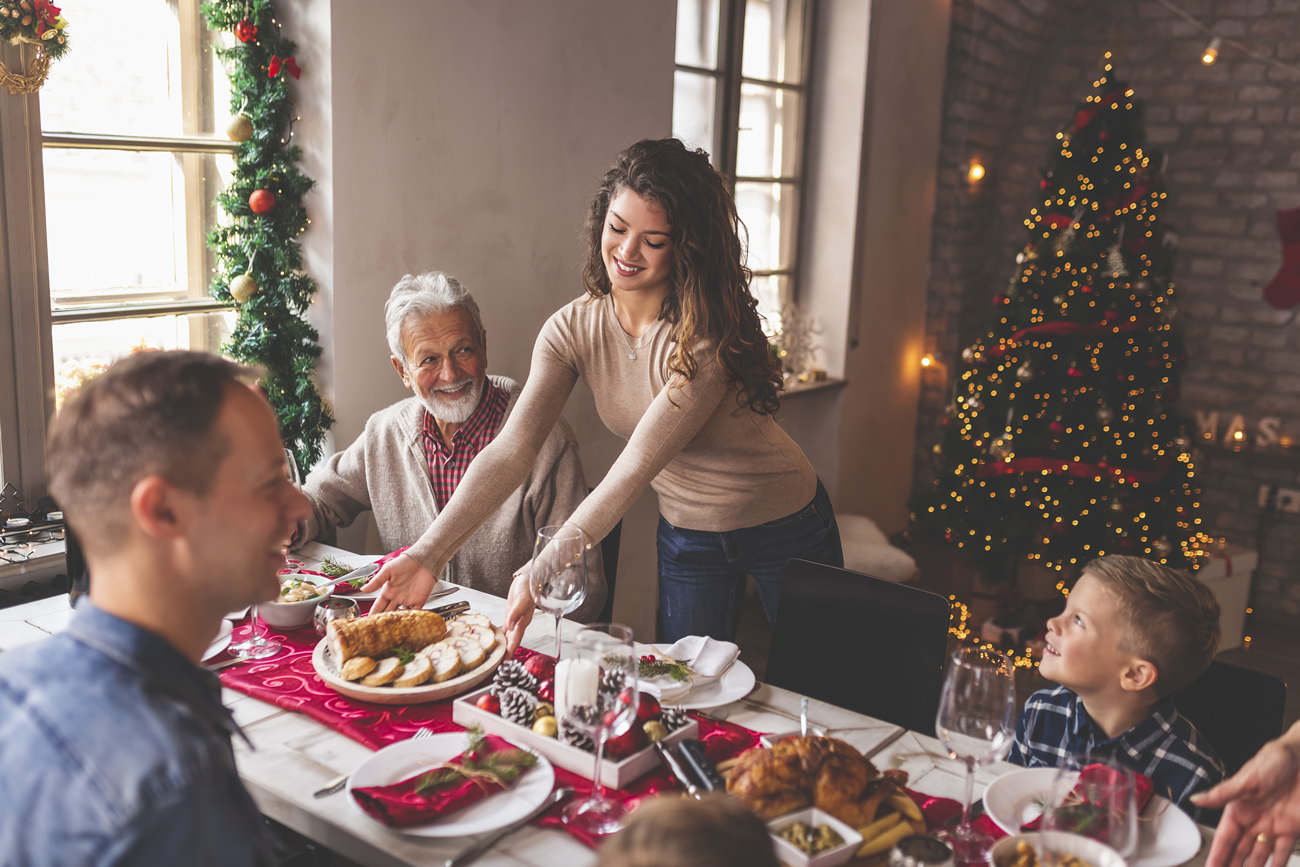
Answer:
[{"left": 443, "top": 786, "right": 574, "bottom": 867}]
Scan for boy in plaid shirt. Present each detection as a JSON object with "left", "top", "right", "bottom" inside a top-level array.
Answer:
[{"left": 1010, "top": 555, "right": 1225, "bottom": 822}]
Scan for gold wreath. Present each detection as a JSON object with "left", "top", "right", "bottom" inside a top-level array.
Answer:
[{"left": 0, "top": 40, "right": 51, "bottom": 95}]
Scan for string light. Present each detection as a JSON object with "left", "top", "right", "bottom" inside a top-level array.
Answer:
[
  {"left": 921, "top": 354, "right": 936, "bottom": 368},
  {"left": 968, "top": 161, "right": 986, "bottom": 183},
  {"left": 1201, "top": 37, "right": 1221, "bottom": 65}
]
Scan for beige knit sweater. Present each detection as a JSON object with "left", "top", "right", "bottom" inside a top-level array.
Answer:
[{"left": 406, "top": 295, "right": 816, "bottom": 576}]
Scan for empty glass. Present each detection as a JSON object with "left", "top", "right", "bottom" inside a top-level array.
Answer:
[
  {"left": 530, "top": 526, "right": 589, "bottom": 659},
  {"left": 1042, "top": 755, "right": 1138, "bottom": 860}
]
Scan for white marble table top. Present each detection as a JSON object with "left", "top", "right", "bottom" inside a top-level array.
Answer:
[{"left": 0, "top": 541, "right": 1281, "bottom": 867}]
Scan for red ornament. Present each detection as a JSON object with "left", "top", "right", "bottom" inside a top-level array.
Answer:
[
  {"left": 284, "top": 57, "right": 302, "bottom": 79},
  {"left": 465, "top": 750, "right": 481, "bottom": 764},
  {"left": 1098, "top": 130, "right": 1111, "bottom": 141},
  {"left": 268, "top": 55, "right": 302, "bottom": 80},
  {"left": 536, "top": 679, "right": 554, "bottom": 702},
  {"left": 234, "top": 19, "right": 257, "bottom": 42},
  {"left": 249, "top": 189, "right": 276, "bottom": 215},
  {"left": 604, "top": 724, "right": 649, "bottom": 760},
  {"left": 1049, "top": 420, "right": 1065, "bottom": 434},
  {"left": 1040, "top": 178, "right": 1050, "bottom": 190},
  {"left": 1081, "top": 285, "right": 1094, "bottom": 294},
  {"left": 993, "top": 292, "right": 1006, "bottom": 306},
  {"left": 635, "top": 694, "right": 661, "bottom": 726},
  {"left": 523, "top": 655, "right": 556, "bottom": 681},
  {"left": 475, "top": 693, "right": 501, "bottom": 714}
]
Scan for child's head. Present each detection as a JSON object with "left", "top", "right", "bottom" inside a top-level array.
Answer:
[
  {"left": 594, "top": 793, "right": 780, "bottom": 867},
  {"left": 1042, "top": 555, "right": 1220, "bottom": 698}
]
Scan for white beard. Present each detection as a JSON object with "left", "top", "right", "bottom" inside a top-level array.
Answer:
[{"left": 420, "top": 377, "right": 484, "bottom": 425}]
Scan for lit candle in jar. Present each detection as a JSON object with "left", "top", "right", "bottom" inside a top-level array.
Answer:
[{"left": 555, "top": 657, "right": 599, "bottom": 718}]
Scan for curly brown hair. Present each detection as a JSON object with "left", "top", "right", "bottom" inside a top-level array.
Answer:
[{"left": 581, "top": 137, "right": 782, "bottom": 414}]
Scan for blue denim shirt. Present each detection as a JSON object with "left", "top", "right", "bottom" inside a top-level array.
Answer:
[{"left": 0, "top": 604, "right": 276, "bottom": 866}]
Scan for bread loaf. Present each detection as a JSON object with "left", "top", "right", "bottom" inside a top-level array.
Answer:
[{"left": 327, "top": 610, "right": 447, "bottom": 663}]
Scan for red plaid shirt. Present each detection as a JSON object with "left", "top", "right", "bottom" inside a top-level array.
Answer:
[{"left": 421, "top": 379, "right": 510, "bottom": 510}]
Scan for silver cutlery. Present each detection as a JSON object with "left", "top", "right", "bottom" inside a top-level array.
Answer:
[
  {"left": 313, "top": 727, "right": 434, "bottom": 799},
  {"left": 863, "top": 727, "right": 908, "bottom": 760},
  {"left": 443, "top": 785, "right": 574, "bottom": 867},
  {"left": 204, "top": 656, "right": 249, "bottom": 672},
  {"left": 800, "top": 696, "right": 809, "bottom": 737}
]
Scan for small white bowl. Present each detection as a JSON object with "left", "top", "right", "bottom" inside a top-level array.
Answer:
[
  {"left": 991, "top": 832, "right": 1126, "bottom": 867},
  {"left": 768, "top": 807, "right": 863, "bottom": 867},
  {"left": 258, "top": 576, "right": 333, "bottom": 629}
]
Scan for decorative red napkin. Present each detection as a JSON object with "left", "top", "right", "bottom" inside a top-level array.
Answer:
[
  {"left": 1021, "top": 763, "right": 1154, "bottom": 833},
  {"left": 350, "top": 733, "right": 538, "bottom": 828}
]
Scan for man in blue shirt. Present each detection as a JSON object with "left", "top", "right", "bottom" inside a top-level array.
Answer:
[{"left": 0, "top": 351, "right": 312, "bottom": 866}]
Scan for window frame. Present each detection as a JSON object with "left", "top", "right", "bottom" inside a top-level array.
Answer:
[{"left": 674, "top": 0, "right": 816, "bottom": 321}]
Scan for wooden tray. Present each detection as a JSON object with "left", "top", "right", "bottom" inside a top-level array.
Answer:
[
  {"left": 311, "top": 629, "right": 507, "bottom": 705},
  {"left": 452, "top": 685, "right": 699, "bottom": 789}
]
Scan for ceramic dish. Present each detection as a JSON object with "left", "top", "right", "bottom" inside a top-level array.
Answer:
[
  {"left": 767, "top": 807, "right": 864, "bottom": 867},
  {"left": 990, "top": 832, "right": 1125, "bottom": 867},
  {"left": 311, "top": 628, "right": 507, "bottom": 705},
  {"left": 347, "top": 733, "right": 555, "bottom": 836}
]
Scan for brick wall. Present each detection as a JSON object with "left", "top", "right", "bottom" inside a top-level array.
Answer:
[{"left": 918, "top": 0, "right": 1300, "bottom": 621}]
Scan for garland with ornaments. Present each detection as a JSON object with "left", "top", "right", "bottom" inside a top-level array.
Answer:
[
  {"left": 0, "top": 0, "right": 67, "bottom": 95},
  {"left": 201, "top": 0, "right": 331, "bottom": 472}
]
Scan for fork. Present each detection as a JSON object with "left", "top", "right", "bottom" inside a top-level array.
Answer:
[{"left": 313, "top": 728, "right": 434, "bottom": 798}]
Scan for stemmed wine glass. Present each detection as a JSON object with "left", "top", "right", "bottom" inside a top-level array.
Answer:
[
  {"left": 1042, "top": 754, "right": 1138, "bottom": 860},
  {"left": 557, "top": 623, "right": 638, "bottom": 836},
  {"left": 934, "top": 645, "right": 1018, "bottom": 866},
  {"left": 529, "top": 525, "right": 588, "bottom": 659},
  {"left": 229, "top": 448, "right": 299, "bottom": 660}
]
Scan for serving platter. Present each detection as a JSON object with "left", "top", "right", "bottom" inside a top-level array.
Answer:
[{"left": 311, "top": 627, "right": 507, "bottom": 705}]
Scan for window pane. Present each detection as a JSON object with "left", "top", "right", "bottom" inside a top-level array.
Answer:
[
  {"left": 737, "top": 83, "right": 801, "bottom": 178},
  {"left": 43, "top": 148, "right": 232, "bottom": 306},
  {"left": 736, "top": 181, "right": 798, "bottom": 272},
  {"left": 40, "top": 0, "right": 231, "bottom": 137},
  {"left": 676, "top": 0, "right": 721, "bottom": 68},
  {"left": 752, "top": 273, "right": 787, "bottom": 335},
  {"left": 742, "top": 0, "right": 806, "bottom": 84},
  {"left": 673, "top": 71, "right": 718, "bottom": 157},
  {"left": 52, "top": 311, "right": 236, "bottom": 410}
]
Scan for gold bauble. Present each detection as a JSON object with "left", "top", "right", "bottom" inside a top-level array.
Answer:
[
  {"left": 230, "top": 273, "right": 258, "bottom": 302},
  {"left": 532, "top": 716, "right": 558, "bottom": 738},
  {"left": 226, "top": 114, "right": 254, "bottom": 143}
]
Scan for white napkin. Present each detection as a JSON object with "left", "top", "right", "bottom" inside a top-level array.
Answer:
[{"left": 666, "top": 635, "right": 740, "bottom": 678}]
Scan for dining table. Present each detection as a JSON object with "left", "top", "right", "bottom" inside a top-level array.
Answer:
[{"left": 0, "top": 540, "right": 1291, "bottom": 867}]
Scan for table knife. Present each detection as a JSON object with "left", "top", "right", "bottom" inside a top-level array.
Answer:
[{"left": 443, "top": 786, "right": 574, "bottom": 867}]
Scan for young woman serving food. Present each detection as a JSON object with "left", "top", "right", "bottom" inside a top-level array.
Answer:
[{"left": 366, "top": 137, "right": 842, "bottom": 648}]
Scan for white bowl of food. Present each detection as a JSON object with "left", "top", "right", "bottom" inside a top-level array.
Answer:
[
  {"left": 768, "top": 807, "right": 863, "bottom": 867},
  {"left": 258, "top": 574, "right": 333, "bottom": 629},
  {"left": 991, "top": 832, "right": 1126, "bottom": 867}
]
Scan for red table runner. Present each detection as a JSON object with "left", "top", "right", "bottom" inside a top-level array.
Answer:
[{"left": 217, "top": 621, "right": 762, "bottom": 846}]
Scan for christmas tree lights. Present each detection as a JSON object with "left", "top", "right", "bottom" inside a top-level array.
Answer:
[{"left": 916, "top": 56, "right": 1208, "bottom": 578}]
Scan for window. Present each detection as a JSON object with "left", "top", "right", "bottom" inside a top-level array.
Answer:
[
  {"left": 0, "top": 0, "right": 235, "bottom": 498},
  {"left": 673, "top": 0, "right": 812, "bottom": 332},
  {"left": 40, "top": 0, "right": 237, "bottom": 407}
]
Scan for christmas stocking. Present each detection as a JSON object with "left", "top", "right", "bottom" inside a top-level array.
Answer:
[{"left": 1263, "top": 206, "right": 1300, "bottom": 309}]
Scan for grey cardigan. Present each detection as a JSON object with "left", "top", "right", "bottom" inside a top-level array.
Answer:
[{"left": 299, "top": 375, "right": 606, "bottom": 620}]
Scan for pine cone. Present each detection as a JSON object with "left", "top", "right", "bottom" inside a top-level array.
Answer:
[
  {"left": 500, "top": 686, "right": 538, "bottom": 727},
  {"left": 492, "top": 660, "right": 538, "bottom": 696},
  {"left": 661, "top": 706, "right": 690, "bottom": 732},
  {"left": 560, "top": 708, "right": 596, "bottom": 752},
  {"left": 598, "top": 669, "right": 623, "bottom": 698}
]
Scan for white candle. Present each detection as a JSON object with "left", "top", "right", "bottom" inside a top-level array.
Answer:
[{"left": 555, "top": 657, "right": 599, "bottom": 718}]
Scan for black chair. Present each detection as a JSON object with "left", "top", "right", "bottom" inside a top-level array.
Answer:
[
  {"left": 766, "top": 558, "right": 951, "bottom": 735},
  {"left": 596, "top": 518, "right": 621, "bottom": 624},
  {"left": 1172, "top": 659, "right": 1286, "bottom": 775}
]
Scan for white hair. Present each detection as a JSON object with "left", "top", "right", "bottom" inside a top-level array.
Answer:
[{"left": 383, "top": 271, "right": 486, "bottom": 363}]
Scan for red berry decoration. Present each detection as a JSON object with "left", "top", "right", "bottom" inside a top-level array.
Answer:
[
  {"left": 249, "top": 189, "right": 276, "bottom": 215},
  {"left": 234, "top": 19, "right": 257, "bottom": 42},
  {"left": 536, "top": 679, "right": 554, "bottom": 702},
  {"left": 523, "top": 655, "right": 556, "bottom": 681},
  {"left": 635, "top": 693, "right": 661, "bottom": 726},
  {"left": 475, "top": 693, "right": 501, "bottom": 714},
  {"left": 604, "top": 724, "right": 649, "bottom": 760}
]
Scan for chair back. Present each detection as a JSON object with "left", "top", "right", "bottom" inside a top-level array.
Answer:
[
  {"left": 1172, "top": 659, "right": 1286, "bottom": 775},
  {"left": 597, "top": 519, "right": 621, "bottom": 623},
  {"left": 767, "top": 558, "right": 951, "bottom": 735}
]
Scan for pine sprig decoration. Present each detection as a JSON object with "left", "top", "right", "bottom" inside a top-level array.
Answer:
[
  {"left": 413, "top": 725, "right": 538, "bottom": 795},
  {"left": 638, "top": 656, "right": 692, "bottom": 683},
  {"left": 199, "top": 0, "right": 332, "bottom": 471}
]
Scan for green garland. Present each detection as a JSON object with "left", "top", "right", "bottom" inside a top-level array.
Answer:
[{"left": 200, "top": 0, "right": 331, "bottom": 472}]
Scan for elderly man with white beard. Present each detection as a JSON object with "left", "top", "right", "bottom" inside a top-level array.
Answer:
[{"left": 296, "top": 271, "right": 606, "bottom": 619}]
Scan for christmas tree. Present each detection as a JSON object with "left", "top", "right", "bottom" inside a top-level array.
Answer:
[
  {"left": 917, "top": 55, "right": 1209, "bottom": 578},
  {"left": 201, "top": 0, "right": 332, "bottom": 471}
]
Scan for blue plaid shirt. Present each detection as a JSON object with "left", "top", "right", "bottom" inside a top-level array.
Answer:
[{"left": 1010, "top": 685, "right": 1224, "bottom": 824}]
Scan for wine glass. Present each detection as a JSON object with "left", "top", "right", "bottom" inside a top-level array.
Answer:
[
  {"left": 558, "top": 623, "right": 638, "bottom": 836},
  {"left": 530, "top": 525, "right": 588, "bottom": 659},
  {"left": 1042, "top": 755, "right": 1138, "bottom": 860},
  {"left": 934, "top": 645, "right": 1017, "bottom": 866},
  {"left": 228, "top": 448, "right": 300, "bottom": 660}
]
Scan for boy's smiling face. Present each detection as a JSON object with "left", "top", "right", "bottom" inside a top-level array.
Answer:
[{"left": 1040, "top": 573, "right": 1139, "bottom": 694}]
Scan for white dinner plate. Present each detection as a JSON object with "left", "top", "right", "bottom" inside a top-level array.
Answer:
[
  {"left": 203, "top": 620, "right": 234, "bottom": 660},
  {"left": 984, "top": 767, "right": 1202, "bottom": 867},
  {"left": 634, "top": 643, "right": 757, "bottom": 710},
  {"left": 347, "top": 733, "right": 555, "bottom": 836}
]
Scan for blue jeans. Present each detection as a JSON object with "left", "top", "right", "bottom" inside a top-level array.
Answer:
[{"left": 657, "top": 479, "right": 843, "bottom": 643}]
